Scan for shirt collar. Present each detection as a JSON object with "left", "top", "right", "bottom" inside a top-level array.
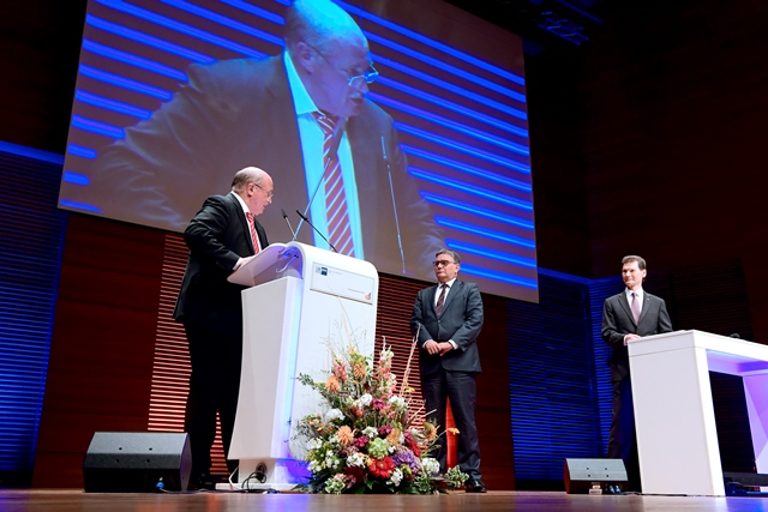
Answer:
[
  {"left": 439, "top": 278, "right": 458, "bottom": 289},
  {"left": 232, "top": 191, "right": 249, "bottom": 216},
  {"left": 283, "top": 50, "right": 318, "bottom": 117}
]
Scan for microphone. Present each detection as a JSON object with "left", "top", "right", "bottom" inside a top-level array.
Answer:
[
  {"left": 382, "top": 135, "right": 406, "bottom": 274},
  {"left": 296, "top": 209, "right": 337, "bottom": 252},
  {"left": 281, "top": 208, "right": 296, "bottom": 239}
]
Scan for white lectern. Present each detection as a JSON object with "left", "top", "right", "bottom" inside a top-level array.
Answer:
[
  {"left": 629, "top": 329, "right": 768, "bottom": 495},
  {"left": 223, "top": 242, "right": 378, "bottom": 490}
]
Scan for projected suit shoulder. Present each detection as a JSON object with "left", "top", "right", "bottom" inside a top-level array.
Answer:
[{"left": 94, "top": 57, "right": 441, "bottom": 276}]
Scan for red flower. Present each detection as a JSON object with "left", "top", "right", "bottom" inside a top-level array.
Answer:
[
  {"left": 404, "top": 431, "right": 420, "bottom": 457},
  {"left": 368, "top": 457, "right": 396, "bottom": 479}
]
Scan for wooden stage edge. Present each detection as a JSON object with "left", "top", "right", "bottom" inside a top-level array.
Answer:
[{"left": 0, "top": 489, "right": 764, "bottom": 512}]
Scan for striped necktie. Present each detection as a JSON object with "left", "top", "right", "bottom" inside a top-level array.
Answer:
[
  {"left": 313, "top": 111, "right": 353, "bottom": 256},
  {"left": 245, "top": 211, "right": 260, "bottom": 255}
]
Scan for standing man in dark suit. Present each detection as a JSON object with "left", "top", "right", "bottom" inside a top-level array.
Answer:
[
  {"left": 410, "top": 249, "right": 486, "bottom": 493},
  {"left": 601, "top": 254, "right": 673, "bottom": 491},
  {"left": 173, "top": 166, "right": 273, "bottom": 488},
  {"left": 91, "top": 0, "right": 441, "bottom": 278}
]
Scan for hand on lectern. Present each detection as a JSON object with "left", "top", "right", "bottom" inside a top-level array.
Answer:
[
  {"left": 234, "top": 255, "right": 256, "bottom": 272},
  {"left": 623, "top": 333, "right": 641, "bottom": 346}
]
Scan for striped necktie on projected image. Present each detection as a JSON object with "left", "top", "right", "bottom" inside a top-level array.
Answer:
[{"left": 313, "top": 111, "right": 353, "bottom": 256}]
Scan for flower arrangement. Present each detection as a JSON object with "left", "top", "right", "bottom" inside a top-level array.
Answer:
[{"left": 295, "top": 340, "right": 468, "bottom": 494}]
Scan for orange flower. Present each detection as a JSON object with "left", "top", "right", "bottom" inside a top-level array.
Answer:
[
  {"left": 386, "top": 427, "right": 401, "bottom": 446},
  {"left": 352, "top": 362, "right": 367, "bottom": 380},
  {"left": 336, "top": 425, "right": 354, "bottom": 447},
  {"left": 326, "top": 374, "right": 341, "bottom": 393}
]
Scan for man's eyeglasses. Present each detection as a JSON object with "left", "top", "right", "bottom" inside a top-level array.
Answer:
[
  {"left": 432, "top": 260, "right": 454, "bottom": 268},
  {"left": 254, "top": 183, "right": 274, "bottom": 198},
  {"left": 305, "top": 41, "right": 379, "bottom": 88},
  {"left": 346, "top": 64, "right": 379, "bottom": 88}
]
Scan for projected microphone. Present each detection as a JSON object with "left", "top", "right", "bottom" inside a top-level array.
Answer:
[
  {"left": 281, "top": 208, "right": 297, "bottom": 239},
  {"left": 296, "top": 209, "right": 338, "bottom": 253},
  {"left": 382, "top": 135, "right": 406, "bottom": 274}
]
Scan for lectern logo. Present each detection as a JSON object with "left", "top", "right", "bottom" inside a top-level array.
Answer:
[{"left": 317, "top": 266, "right": 328, "bottom": 276}]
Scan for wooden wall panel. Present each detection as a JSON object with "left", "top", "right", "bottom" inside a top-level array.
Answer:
[{"left": 32, "top": 215, "right": 165, "bottom": 488}]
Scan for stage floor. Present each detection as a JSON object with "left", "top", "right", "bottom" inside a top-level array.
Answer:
[{"left": 1, "top": 489, "right": 766, "bottom": 512}]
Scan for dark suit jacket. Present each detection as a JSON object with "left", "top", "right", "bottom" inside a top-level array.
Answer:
[
  {"left": 601, "top": 290, "right": 673, "bottom": 380},
  {"left": 411, "top": 280, "right": 484, "bottom": 377},
  {"left": 173, "top": 192, "right": 268, "bottom": 336},
  {"left": 94, "top": 54, "right": 441, "bottom": 277}
]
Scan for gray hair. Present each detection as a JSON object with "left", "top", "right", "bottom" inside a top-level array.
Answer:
[
  {"left": 284, "top": 0, "right": 366, "bottom": 55},
  {"left": 435, "top": 248, "right": 461, "bottom": 265},
  {"left": 231, "top": 166, "right": 266, "bottom": 192}
]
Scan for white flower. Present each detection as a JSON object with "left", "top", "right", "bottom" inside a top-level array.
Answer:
[
  {"left": 358, "top": 393, "right": 373, "bottom": 407},
  {"left": 388, "top": 395, "right": 406, "bottom": 409},
  {"left": 307, "top": 438, "right": 323, "bottom": 451},
  {"left": 324, "top": 450, "right": 340, "bottom": 470},
  {"left": 308, "top": 459, "right": 323, "bottom": 472},
  {"left": 421, "top": 457, "right": 440, "bottom": 476},
  {"left": 389, "top": 468, "right": 403, "bottom": 487},
  {"left": 346, "top": 452, "right": 367, "bottom": 467},
  {"left": 324, "top": 408, "right": 344, "bottom": 423},
  {"left": 362, "top": 426, "right": 378, "bottom": 438}
]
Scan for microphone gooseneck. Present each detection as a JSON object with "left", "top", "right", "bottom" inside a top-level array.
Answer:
[
  {"left": 382, "top": 135, "right": 406, "bottom": 274},
  {"left": 296, "top": 209, "right": 338, "bottom": 253},
  {"left": 281, "top": 208, "right": 297, "bottom": 239}
]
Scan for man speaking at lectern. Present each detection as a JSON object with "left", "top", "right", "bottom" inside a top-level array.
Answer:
[
  {"left": 601, "top": 254, "right": 672, "bottom": 491},
  {"left": 174, "top": 166, "right": 273, "bottom": 489}
]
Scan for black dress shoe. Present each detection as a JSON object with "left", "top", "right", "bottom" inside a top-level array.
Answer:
[{"left": 465, "top": 478, "right": 487, "bottom": 493}]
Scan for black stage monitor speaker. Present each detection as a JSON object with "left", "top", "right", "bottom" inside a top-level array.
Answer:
[
  {"left": 564, "top": 458, "right": 628, "bottom": 494},
  {"left": 83, "top": 432, "right": 192, "bottom": 492}
]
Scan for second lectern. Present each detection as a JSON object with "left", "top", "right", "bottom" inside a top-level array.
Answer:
[{"left": 224, "top": 242, "right": 378, "bottom": 489}]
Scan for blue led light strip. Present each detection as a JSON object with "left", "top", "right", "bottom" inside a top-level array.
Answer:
[
  {"left": 397, "top": 121, "right": 528, "bottom": 160},
  {"left": 446, "top": 239, "right": 537, "bottom": 269},
  {"left": 459, "top": 263, "right": 538, "bottom": 289},
  {"left": 86, "top": 14, "right": 215, "bottom": 63},
  {"left": 371, "top": 93, "right": 527, "bottom": 155},
  {"left": 160, "top": 0, "right": 283, "bottom": 47},
  {"left": 365, "top": 31, "right": 523, "bottom": 104},
  {"left": 0, "top": 142, "right": 63, "bottom": 165},
  {"left": 374, "top": 55, "right": 527, "bottom": 117},
  {"left": 66, "top": 144, "right": 97, "bottom": 159},
  {"left": 71, "top": 115, "right": 124, "bottom": 139},
  {"left": 75, "top": 90, "right": 151, "bottom": 120},
  {"left": 58, "top": 199, "right": 102, "bottom": 213},
  {"left": 421, "top": 192, "right": 534, "bottom": 230},
  {"left": 410, "top": 167, "right": 532, "bottom": 212},
  {"left": 378, "top": 75, "right": 527, "bottom": 123},
  {"left": 82, "top": 39, "right": 187, "bottom": 80},
  {"left": 221, "top": 0, "right": 284, "bottom": 25},
  {"left": 336, "top": 0, "right": 525, "bottom": 86},
  {"left": 95, "top": 0, "right": 264, "bottom": 57},
  {"left": 79, "top": 64, "right": 173, "bottom": 100},
  {"left": 62, "top": 171, "right": 91, "bottom": 186},
  {"left": 435, "top": 216, "right": 536, "bottom": 249},
  {"left": 398, "top": 125, "right": 530, "bottom": 173},
  {"left": 403, "top": 145, "right": 531, "bottom": 192}
]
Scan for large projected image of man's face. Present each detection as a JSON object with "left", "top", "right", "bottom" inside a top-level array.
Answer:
[{"left": 308, "top": 37, "right": 371, "bottom": 119}]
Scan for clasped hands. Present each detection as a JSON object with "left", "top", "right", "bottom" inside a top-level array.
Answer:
[{"left": 424, "top": 339, "right": 453, "bottom": 356}]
